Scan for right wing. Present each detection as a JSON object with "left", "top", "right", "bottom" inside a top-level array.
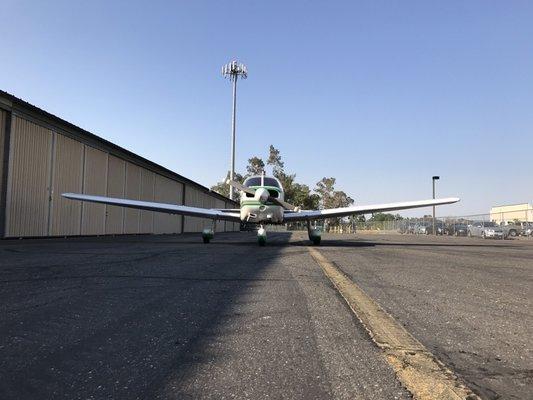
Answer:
[
  {"left": 283, "top": 197, "right": 460, "bottom": 221},
  {"left": 62, "top": 193, "right": 241, "bottom": 222}
]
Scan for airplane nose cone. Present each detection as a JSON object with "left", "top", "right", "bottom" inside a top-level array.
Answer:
[{"left": 254, "top": 188, "right": 270, "bottom": 203}]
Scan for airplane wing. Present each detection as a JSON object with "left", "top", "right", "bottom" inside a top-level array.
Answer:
[
  {"left": 283, "top": 197, "right": 460, "bottom": 221},
  {"left": 62, "top": 193, "right": 241, "bottom": 222}
]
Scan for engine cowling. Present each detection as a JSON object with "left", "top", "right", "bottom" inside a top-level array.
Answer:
[{"left": 254, "top": 187, "right": 270, "bottom": 203}]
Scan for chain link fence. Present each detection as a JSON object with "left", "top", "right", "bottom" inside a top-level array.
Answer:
[{"left": 285, "top": 207, "right": 533, "bottom": 239}]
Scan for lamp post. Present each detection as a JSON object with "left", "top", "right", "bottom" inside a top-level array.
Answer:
[
  {"left": 222, "top": 60, "right": 248, "bottom": 200},
  {"left": 432, "top": 176, "right": 440, "bottom": 235}
]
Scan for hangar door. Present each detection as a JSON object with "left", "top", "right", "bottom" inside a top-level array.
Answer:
[{"left": 5, "top": 116, "right": 53, "bottom": 237}]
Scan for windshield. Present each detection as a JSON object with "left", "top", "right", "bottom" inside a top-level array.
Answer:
[{"left": 243, "top": 176, "right": 281, "bottom": 188}]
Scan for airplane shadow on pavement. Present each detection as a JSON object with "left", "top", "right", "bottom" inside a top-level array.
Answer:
[{"left": 0, "top": 232, "right": 296, "bottom": 399}]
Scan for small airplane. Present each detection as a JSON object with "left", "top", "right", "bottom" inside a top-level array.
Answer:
[{"left": 63, "top": 174, "right": 459, "bottom": 245}]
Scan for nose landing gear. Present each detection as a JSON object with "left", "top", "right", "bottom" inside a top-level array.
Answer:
[{"left": 257, "top": 225, "right": 267, "bottom": 246}]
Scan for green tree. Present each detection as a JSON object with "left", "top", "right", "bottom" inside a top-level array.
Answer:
[
  {"left": 369, "top": 213, "right": 403, "bottom": 222},
  {"left": 315, "top": 177, "right": 336, "bottom": 209},
  {"left": 291, "top": 183, "right": 320, "bottom": 210},
  {"left": 315, "top": 178, "right": 354, "bottom": 226},
  {"left": 211, "top": 146, "right": 355, "bottom": 217},
  {"left": 246, "top": 156, "right": 265, "bottom": 176},
  {"left": 210, "top": 171, "right": 244, "bottom": 197},
  {"left": 267, "top": 145, "right": 284, "bottom": 175}
]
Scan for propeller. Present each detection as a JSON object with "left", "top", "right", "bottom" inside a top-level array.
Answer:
[{"left": 226, "top": 179, "right": 300, "bottom": 211}]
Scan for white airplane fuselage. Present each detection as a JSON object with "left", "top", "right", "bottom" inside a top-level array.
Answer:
[{"left": 239, "top": 185, "right": 285, "bottom": 223}]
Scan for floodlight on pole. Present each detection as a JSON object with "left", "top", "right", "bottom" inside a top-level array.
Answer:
[{"left": 222, "top": 60, "right": 248, "bottom": 201}]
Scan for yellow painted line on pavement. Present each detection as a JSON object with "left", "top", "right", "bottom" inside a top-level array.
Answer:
[{"left": 308, "top": 247, "right": 480, "bottom": 400}]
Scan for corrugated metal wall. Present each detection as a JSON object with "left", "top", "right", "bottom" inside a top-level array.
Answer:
[
  {"left": 124, "top": 162, "right": 141, "bottom": 234},
  {"left": 50, "top": 133, "right": 84, "bottom": 236},
  {"left": 81, "top": 146, "right": 108, "bottom": 235},
  {"left": 5, "top": 116, "right": 53, "bottom": 237},
  {"left": 154, "top": 175, "right": 182, "bottom": 234},
  {"left": 1, "top": 106, "right": 239, "bottom": 238},
  {"left": 225, "top": 201, "right": 240, "bottom": 232},
  {"left": 105, "top": 155, "right": 125, "bottom": 234},
  {"left": 215, "top": 199, "right": 226, "bottom": 232},
  {"left": 139, "top": 169, "right": 155, "bottom": 233},
  {"left": 184, "top": 186, "right": 214, "bottom": 232},
  {"left": 0, "top": 110, "right": 6, "bottom": 217}
]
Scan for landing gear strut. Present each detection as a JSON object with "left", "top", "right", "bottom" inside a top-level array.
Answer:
[
  {"left": 257, "top": 225, "right": 267, "bottom": 246},
  {"left": 307, "top": 220, "right": 321, "bottom": 245}
]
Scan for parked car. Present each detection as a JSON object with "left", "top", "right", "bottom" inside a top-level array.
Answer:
[
  {"left": 497, "top": 222, "right": 533, "bottom": 237},
  {"left": 520, "top": 222, "right": 533, "bottom": 237},
  {"left": 467, "top": 221, "right": 505, "bottom": 239},
  {"left": 415, "top": 222, "right": 429, "bottom": 234},
  {"left": 501, "top": 223, "right": 521, "bottom": 238},
  {"left": 417, "top": 221, "right": 444, "bottom": 235},
  {"left": 406, "top": 222, "right": 417, "bottom": 234},
  {"left": 445, "top": 223, "right": 468, "bottom": 236},
  {"left": 398, "top": 221, "right": 409, "bottom": 234}
]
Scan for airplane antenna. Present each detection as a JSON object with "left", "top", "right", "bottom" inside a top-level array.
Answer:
[
  {"left": 261, "top": 170, "right": 265, "bottom": 186},
  {"left": 222, "top": 60, "right": 248, "bottom": 201}
]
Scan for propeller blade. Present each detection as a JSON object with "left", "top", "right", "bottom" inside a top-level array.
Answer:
[
  {"left": 269, "top": 197, "right": 300, "bottom": 211},
  {"left": 227, "top": 179, "right": 299, "bottom": 211},
  {"left": 226, "top": 179, "right": 255, "bottom": 196}
]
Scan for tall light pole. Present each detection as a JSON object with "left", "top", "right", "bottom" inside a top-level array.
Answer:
[
  {"left": 222, "top": 60, "right": 247, "bottom": 200},
  {"left": 432, "top": 176, "right": 440, "bottom": 235}
]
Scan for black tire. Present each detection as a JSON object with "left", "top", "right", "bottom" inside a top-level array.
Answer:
[
  {"left": 203, "top": 237, "right": 210, "bottom": 244},
  {"left": 509, "top": 229, "right": 517, "bottom": 237}
]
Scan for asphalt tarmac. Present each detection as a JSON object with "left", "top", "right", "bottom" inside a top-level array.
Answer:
[{"left": 0, "top": 232, "right": 531, "bottom": 399}]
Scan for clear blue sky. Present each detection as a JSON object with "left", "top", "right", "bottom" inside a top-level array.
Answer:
[{"left": 1, "top": 1, "right": 532, "bottom": 216}]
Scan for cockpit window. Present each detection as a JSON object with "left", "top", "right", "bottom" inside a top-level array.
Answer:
[
  {"left": 243, "top": 177, "right": 261, "bottom": 187},
  {"left": 243, "top": 176, "right": 281, "bottom": 188},
  {"left": 263, "top": 177, "right": 280, "bottom": 188}
]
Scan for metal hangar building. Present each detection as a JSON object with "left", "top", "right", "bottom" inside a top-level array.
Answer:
[{"left": 0, "top": 90, "right": 239, "bottom": 239}]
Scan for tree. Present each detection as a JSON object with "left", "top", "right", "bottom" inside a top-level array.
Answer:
[
  {"left": 369, "top": 213, "right": 403, "bottom": 222},
  {"left": 315, "top": 178, "right": 354, "bottom": 226},
  {"left": 315, "top": 177, "right": 336, "bottom": 209},
  {"left": 211, "top": 146, "right": 354, "bottom": 219},
  {"left": 331, "top": 190, "right": 354, "bottom": 208},
  {"left": 211, "top": 171, "right": 244, "bottom": 197},
  {"left": 267, "top": 145, "right": 284, "bottom": 175},
  {"left": 246, "top": 156, "right": 265, "bottom": 176},
  {"left": 291, "top": 183, "right": 320, "bottom": 210}
]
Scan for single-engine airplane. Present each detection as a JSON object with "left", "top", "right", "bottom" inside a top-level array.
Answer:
[{"left": 63, "top": 174, "right": 459, "bottom": 245}]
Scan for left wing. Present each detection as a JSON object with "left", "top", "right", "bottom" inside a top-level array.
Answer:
[
  {"left": 283, "top": 197, "right": 460, "bottom": 221},
  {"left": 62, "top": 193, "right": 241, "bottom": 222}
]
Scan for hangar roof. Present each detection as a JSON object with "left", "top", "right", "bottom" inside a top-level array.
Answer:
[{"left": 0, "top": 89, "right": 236, "bottom": 206}]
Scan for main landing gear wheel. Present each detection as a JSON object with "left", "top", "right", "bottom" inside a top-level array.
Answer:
[
  {"left": 311, "top": 236, "right": 321, "bottom": 245},
  {"left": 307, "top": 221, "right": 322, "bottom": 245},
  {"left": 202, "top": 228, "right": 214, "bottom": 244}
]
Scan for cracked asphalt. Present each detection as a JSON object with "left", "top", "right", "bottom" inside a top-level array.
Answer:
[
  {"left": 0, "top": 231, "right": 531, "bottom": 399},
  {"left": 316, "top": 233, "right": 533, "bottom": 400}
]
